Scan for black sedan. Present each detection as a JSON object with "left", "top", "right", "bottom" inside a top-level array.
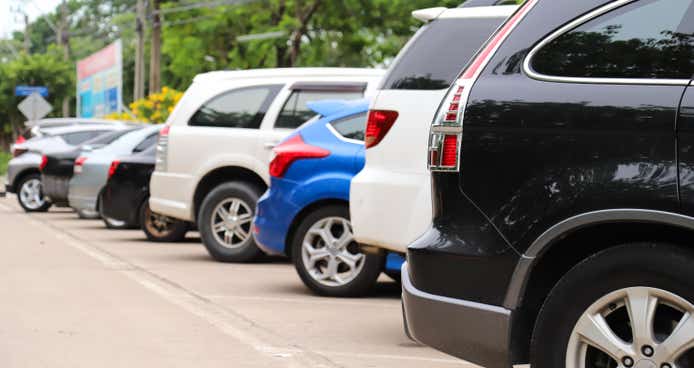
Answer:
[{"left": 101, "top": 145, "right": 189, "bottom": 242}]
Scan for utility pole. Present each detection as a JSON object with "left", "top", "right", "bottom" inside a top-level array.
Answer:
[
  {"left": 134, "top": 0, "right": 146, "bottom": 100},
  {"left": 59, "top": 0, "right": 70, "bottom": 117},
  {"left": 149, "top": 0, "right": 161, "bottom": 94},
  {"left": 23, "top": 14, "right": 30, "bottom": 53}
]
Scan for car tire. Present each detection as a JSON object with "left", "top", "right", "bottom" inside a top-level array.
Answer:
[
  {"left": 530, "top": 243, "right": 694, "bottom": 368},
  {"left": 198, "top": 182, "right": 263, "bottom": 263},
  {"left": 140, "top": 200, "right": 188, "bottom": 242},
  {"left": 291, "top": 205, "right": 383, "bottom": 297},
  {"left": 16, "top": 173, "right": 51, "bottom": 212},
  {"left": 98, "top": 193, "right": 136, "bottom": 229}
]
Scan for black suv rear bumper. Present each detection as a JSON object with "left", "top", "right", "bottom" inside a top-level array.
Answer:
[{"left": 401, "top": 263, "right": 513, "bottom": 368}]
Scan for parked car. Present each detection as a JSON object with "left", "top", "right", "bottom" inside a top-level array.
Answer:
[
  {"left": 40, "top": 127, "right": 142, "bottom": 216},
  {"left": 101, "top": 145, "right": 190, "bottom": 242},
  {"left": 402, "top": 1, "right": 694, "bottom": 368},
  {"left": 14, "top": 118, "right": 126, "bottom": 144},
  {"left": 253, "top": 99, "right": 404, "bottom": 297},
  {"left": 8, "top": 123, "right": 130, "bottom": 212},
  {"left": 69, "top": 125, "right": 161, "bottom": 228},
  {"left": 350, "top": 5, "right": 516, "bottom": 254},
  {"left": 149, "top": 68, "right": 384, "bottom": 262}
]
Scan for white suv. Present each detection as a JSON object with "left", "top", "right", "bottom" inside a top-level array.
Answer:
[
  {"left": 150, "top": 68, "right": 384, "bottom": 262},
  {"left": 350, "top": 5, "right": 516, "bottom": 253}
]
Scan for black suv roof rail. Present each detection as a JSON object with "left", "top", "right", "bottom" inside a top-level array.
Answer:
[{"left": 458, "top": 0, "right": 516, "bottom": 8}]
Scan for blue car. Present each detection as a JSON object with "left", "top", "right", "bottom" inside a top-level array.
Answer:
[{"left": 253, "top": 99, "right": 404, "bottom": 297}]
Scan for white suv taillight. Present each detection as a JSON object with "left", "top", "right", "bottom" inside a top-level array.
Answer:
[
  {"left": 428, "top": 0, "right": 538, "bottom": 172},
  {"left": 155, "top": 125, "right": 170, "bottom": 172}
]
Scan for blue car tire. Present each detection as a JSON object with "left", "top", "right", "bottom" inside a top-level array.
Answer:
[{"left": 291, "top": 204, "right": 384, "bottom": 297}]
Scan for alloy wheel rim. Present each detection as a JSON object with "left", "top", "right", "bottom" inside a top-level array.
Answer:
[
  {"left": 145, "top": 205, "right": 175, "bottom": 237},
  {"left": 210, "top": 198, "right": 252, "bottom": 249},
  {"left": 301, "top": 217, "right": 365, "bottom": 287},
  {"left": 19, "top": 178, "right": 45, "bottom": 210},
  {"left": 567, "top": 287, "right": 694, "bottom": 368}
]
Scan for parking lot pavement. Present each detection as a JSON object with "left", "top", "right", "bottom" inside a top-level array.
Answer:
[{"left": 0, "top": 196, "right": 476, "bottom": 368}]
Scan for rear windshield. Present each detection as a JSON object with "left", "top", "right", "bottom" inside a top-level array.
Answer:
[
  {"left": 83, "top": 128, "right": 139, "bottom": 146},
  {"left": 381, "top": 17, "right": 506, "bottom": 90}
]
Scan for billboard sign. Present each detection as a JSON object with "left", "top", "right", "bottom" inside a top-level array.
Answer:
[{"left": 76, "top": 40, "right": 123, "bottom": 117}]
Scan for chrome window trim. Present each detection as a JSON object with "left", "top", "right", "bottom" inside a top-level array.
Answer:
[
  {"left": 523, "top": 0, "right": 691, "bottom": 87},
  {"left": 325, "top": 119, "right": 364, "bottom": 146}
]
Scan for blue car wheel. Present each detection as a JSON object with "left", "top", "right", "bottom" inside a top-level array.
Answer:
[{"left": 291, "top": 204, "right": 383, "bottom": 297}]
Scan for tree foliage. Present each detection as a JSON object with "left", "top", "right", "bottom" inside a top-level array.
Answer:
[{"left": 0, "top": 0, "right": 479, "bottom": 144}]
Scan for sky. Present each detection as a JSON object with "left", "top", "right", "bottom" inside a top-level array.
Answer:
[{"left": 1, "top": 0, "right": 62, "bottom": 38}]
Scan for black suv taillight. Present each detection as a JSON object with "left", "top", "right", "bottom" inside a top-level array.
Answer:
[{"left": 428, "top": 0, "right": 538, "bottom": 172}]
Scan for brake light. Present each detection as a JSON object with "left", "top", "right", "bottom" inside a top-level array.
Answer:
[
  {"left": 74, "top": 156, "right": 87, "bottom": 174},
  {"left": 156, "top": 125, "right": 170, "bottom": 172},
  {"left": 428, "top": 0, "right": 538, "bottom": 172},
  {"left": 108, "top": 160, "right": 120, "bottom": 179},
  {"left": 160, "top": 124, "right": 170, "bottom": 137},
  {"left": 269, "top": 135, "right": 330, "bottom": 178},
  {"left": 39, "top": 155, "right": 48, "bottom": 171},
  {"left": 365, "top": 110, "right": 398, "bottom": 149}
]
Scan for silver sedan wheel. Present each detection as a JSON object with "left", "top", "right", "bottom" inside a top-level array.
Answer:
[
  {"left": 567, "top": 287, "right": 694, "bottom": 368},
  {"left": 19, "top": 178, "right": 46, "bottom": 210},
  {"left": 301, "top": 217, "right": 364, "bottom": 287},
  {"left": 210, "top": 198, "right": 253, "bottom": 249}
]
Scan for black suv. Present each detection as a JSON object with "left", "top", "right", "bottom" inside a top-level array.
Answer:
[{"left": 402, "top": 1, "right": 694, "bottom": 368}]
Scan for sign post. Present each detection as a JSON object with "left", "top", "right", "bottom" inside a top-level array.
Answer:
[{"left": 76, "top": 40, "right": 123, "bottom": 118}]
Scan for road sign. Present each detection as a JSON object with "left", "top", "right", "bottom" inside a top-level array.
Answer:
[
  {"left": 18, "top": 92, "right": 53, "bottom": 121},
  {"left": 15, "top": 86, "right": 49, "bottom": 98}
]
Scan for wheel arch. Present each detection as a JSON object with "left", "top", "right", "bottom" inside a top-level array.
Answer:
[
  {"left": 14, "top": 168, "right": 41, "bottom": 189},
  {"left": 192, "top": 166, "right": 267, "bottom": 222},
  {"left": 506, "top": 209, "right": 694, "bottom": 363},
  {"left": 284, "top": 198, "right": 349, "bottom": 259}
]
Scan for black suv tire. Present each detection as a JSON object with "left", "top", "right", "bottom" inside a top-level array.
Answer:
[
  {"left": 531, "top": 243, "right": 694, "bottom": 368},
  {"left": 139, "top": 200, "right": 188, "bottom": 242},
  {"left": 198, "top": 182, "right": 263, "bottom": 263}
]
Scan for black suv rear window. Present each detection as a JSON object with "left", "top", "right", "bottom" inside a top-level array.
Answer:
[{"left": 381, "top": 17, "right": 506, "bottom": 90}]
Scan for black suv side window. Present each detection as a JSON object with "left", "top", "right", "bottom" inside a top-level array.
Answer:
[
  {"left": 329, "top": 113, "right": 367, "bottom": 141},
  {"left": 381, "top": 17, "right": 506, "bottom": 90},
  {"left": 532, "top": 0, "right": 694, "bottom": 80},
  {"left": 189, "top": 85, "right": 282, "bottom": 128},
  {"left": 275, "top": 90, "right": 363, "bottom": 130}
]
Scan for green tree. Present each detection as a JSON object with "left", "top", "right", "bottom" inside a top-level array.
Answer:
[{"left": 0, "top": 46, "right": 74, "bottom": 139}]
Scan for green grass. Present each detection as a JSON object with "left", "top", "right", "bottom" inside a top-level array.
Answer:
[{"left": 0, "top": 151, "right": 11, "bottom": 176}]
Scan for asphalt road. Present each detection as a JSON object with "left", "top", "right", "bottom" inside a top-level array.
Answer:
[{"left": 0, "top": 195, "right": 476, "bottom": 368}]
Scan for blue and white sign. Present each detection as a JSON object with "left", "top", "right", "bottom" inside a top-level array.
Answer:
[{"left": 15, "top": 86, "right": 49, "bottom": 98}]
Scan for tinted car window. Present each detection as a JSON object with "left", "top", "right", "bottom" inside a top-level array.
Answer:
[
  {"left": 329, "top": 113, "right": 367, "bottom": 141},
  {"left": 189, "top": 85, "right": 282, "bottom": 128},
  {"left": 61, "top": 130, "right": 104, "bottom": 145},
  {"left": 275, "top": 90, "right": 363, "bottom": 129},
  {"left": 84, "top": 128, "right": 139, "bottom": 146},
  {"left": 532, "top": 0, "right": 694, "bottom": 79},
  {"left": 133, "top": 133, "right": 158, "bottom": 153},
  {"left": 381, "top": 17, "right": 506, "bottom": 90}
]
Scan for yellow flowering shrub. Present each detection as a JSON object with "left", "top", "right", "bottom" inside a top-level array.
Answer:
[
  {"left": 104, "top": 112, "right": 137, "bottom": 121},
  {"left": 126, "top": 87, "right": 184, "bottom": 124}
]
